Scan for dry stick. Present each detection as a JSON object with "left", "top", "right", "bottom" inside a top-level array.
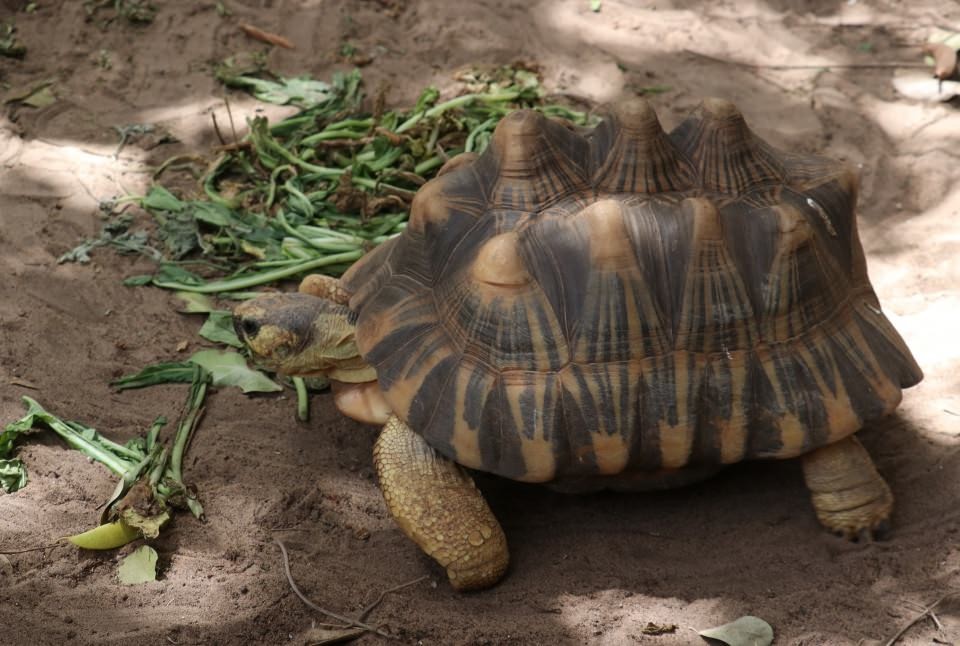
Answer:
[
  {"left": 273, "top": 538, "right": 393, "bottom": 640},
  {"left": 684, "top": 49, "right": 930, "bottom": 70},
  {"left": 240, "top": 23, "right": 295, "bottom": 49},
  {"left": 884, "top": 591, "right": 959, "bottom": 645},
  {"left": 930, "top": 611, "right": 944, "bottom": 631},
  {"left": 211, "top": 111, "right": 227, "bottom": 146},
  {"left": 357, "top": 575, "right": 429, "bottom": 622},
  {"left": 224, "top": 96, "right": 239, "bottom": 146},
  {"left": 0, "top": 542, "right": 59, "bottom": 554}
]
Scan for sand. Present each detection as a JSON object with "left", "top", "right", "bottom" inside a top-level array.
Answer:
[{"left": 2, "top": 1, "right": 960, "bottom": 644}]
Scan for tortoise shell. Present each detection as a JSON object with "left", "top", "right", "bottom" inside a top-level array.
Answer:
[{"left": 340, "top": 98, "right": 922, "bottom": 483}]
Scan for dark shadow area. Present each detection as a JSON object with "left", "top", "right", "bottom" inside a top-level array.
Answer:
[{"left": 1, "top": 0, "right": 959, "bottom": 644}]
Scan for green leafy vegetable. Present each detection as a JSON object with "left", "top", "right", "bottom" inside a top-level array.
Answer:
[
  {"left": 189, "top": 349, "right": 282, "bottom": 393},
  {"left": 59, "top": 215, "right": 161, "bottom": 264},
  {"left": 0, "top": 459, "right": 27, "bottom": 493},
  {"left": 117, "top": 545, "right": 159, "bottom": 584},
  {"left": 198, "top": 311, "right": 243, "bottom": 347},
  {"left": 112, "top": 65, "right": 595, "bottom": 294},
  {"left": 7, "top": 364, "right": 210, "bottom": 542},
  {"left": 112, "top": 362, "right": 197, "bottom": 390},
  {"left": 220, "top": 74, "right": 336, "bottom": 106}
]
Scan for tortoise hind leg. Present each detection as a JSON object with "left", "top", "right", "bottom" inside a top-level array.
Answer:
[
  {"left": 373, "top": 416, "right": 509, "bottom": 590},
  {"left": 801, "top": 435, "right": 893, "bottom": 540}
]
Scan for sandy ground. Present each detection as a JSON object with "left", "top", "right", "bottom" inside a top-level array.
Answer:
[{"left": 2, "top": 1, "right": 960, "bottom": 644}]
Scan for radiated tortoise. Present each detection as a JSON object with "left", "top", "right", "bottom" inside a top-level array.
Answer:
[{"left": 234, "top": 97, "right": 923, "bottom": 591}]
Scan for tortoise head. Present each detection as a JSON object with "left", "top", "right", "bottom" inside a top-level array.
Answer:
[{"left": 233, "top": 293, "right": 376, "bottom": 383}]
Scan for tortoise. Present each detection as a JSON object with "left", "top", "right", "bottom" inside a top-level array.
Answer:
[{"left": 234, "top": 97, "right": 923, "bottom": 591}]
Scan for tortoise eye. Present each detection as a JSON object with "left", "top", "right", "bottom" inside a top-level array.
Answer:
[{"left": 239, "top": 318, "right": 261, "bottom": 339}]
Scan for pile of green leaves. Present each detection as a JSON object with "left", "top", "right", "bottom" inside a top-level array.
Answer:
[
  {"left": 0, "top": 370, "right": 204, "bottom": 541},
  {"left": 0, "top": 346, "right": 284, "bottom": 542},
  {"left": 115, "top": 65, "right": 595, "bottom": 294}
]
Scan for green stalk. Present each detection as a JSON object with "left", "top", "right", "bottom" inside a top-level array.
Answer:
[
  {"left": 265, "top": 164, "right": 295, "bottom": 208},
  {"left": 414, "top": 156, "right": 445, "bottom": 175},
  {"left": 293, "top": 377, "right": 309, "bottom": 422},
  {"left": 300, "top": 128, "right": 369, "bottom": 146},
  {"left": 395, "top": 90, "right": 521, "bottom": 134},
  {"left": 17, "top": 397, "right": 131, "bottom": 476},
  {"left": 465, "top": 118, "right": 498, "bottom": 152},
  {"left": 151, "top": 250, "right": 364, "bottom": 292},
  {"left": 169, "top": 368, "right": 208, "bottom": 484},
  {"left": 145, "top": 416, "right": 166, "bottom": 452},
  {"left": 148, "top": 446, "right": 170, "bottom": 488}
]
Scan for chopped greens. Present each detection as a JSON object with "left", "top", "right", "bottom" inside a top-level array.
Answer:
[
  {"left": 110, "top": 65, "right": 595, "bottom": 294},
  {"left": 2, "top": 367, "right": 209, "bottom": 544}
]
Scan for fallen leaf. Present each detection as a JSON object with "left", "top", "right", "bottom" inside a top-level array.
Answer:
[
  {"left": 4, "top": 80, "right": 55, "bottom": 106},
  {"left": 117, "top": 545, "right": 158, "bottom": 585},
  {"left": 699, "top": 616, "right": 773, "bottom": 646},
  {"left": 174, "top": 291, "right": 215, "bottom": 313}
]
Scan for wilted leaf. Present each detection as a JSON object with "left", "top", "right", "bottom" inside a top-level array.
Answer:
[
  {"left": 699, "top": 616, "right": 773, "bottom": 646},
  {"left": 112, "top": 362, "right": 198, "bottom": 390},
  {"left": 123, "top": 274, "right": 154, "bottom": 286},
  {"left": 199, "top": 311, "right": 243, "bottom": 347},
  {"left": 5, "top": 80, "right": 55, "bottom": 106},
  {"left": 0, "top": 458, "right": 27, "bottom": 492},
  {"left": 118, "top": 545, "right": 159, "bottom": 585},
  {"left": 174, "top": 291, "right": 215, "bottom": 313},
  {"left": 189, "top": 349, "right": 282, "bottom": 393},
  {"left": 67, "top": 520, "right": 141, "bottom": 550},
  {"left": 120, "top": 507, "right": 170, "bottom": 539},
  {"left": 221, "top": 74, "right": 334, "bottom": 106},
  {"left": 141, "top": 185, "right": 185, "bottom": 212}
]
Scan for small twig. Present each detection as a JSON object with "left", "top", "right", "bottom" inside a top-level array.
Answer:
[
  {"left": 8, "top": 379, "right": 39, "bottom": 390},
  {"left": 213, "top": 141, "right": 251, "bottom": 154},
  {"left": 240, "top": 24, "right": 294, "bottom": 49},
  {"left": 0, "top": 542, "right": 59, "bottom": 554},
  {"left": 224, "top": 96, "right": 239, "bottom": 146},
  {"left": 884, "top": 591, "right": 959, "bottom": 645},
  {"left": 211, "top": 111, "right": 227, "bottom": 146},
  {"left": 274, "top": 538, "right": 393, "bottom": 640},
  {"left": 357, "top": 575, "right": 429, "bottom": 621},
  {"left": 684, "top": 49, "right": 930, "bottom": 70},
  {"left": 930, "top": 611, "right": 944, "bottom": 631}
]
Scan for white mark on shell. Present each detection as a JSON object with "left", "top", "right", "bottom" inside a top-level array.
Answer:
[{"left": 806, "top": 197, "right": 838, "bottom": 237}]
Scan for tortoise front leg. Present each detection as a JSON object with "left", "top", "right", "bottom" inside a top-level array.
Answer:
[
  {"left": 373, "top": 416, "right": 509, "bottom": 591},
  {"left": 801, "top": 435, "right": 893, "bottom": 539}
]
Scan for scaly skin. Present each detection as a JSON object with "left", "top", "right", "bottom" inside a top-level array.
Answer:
[
  {"left": 299, "top": 274, "right": 351, "bottom": 305},
  {"left": 374, "top": 415, "right": 509, "bottom": 591},
  {"left": 801, "top": 435, "right": 893, "bottom": 539}
]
